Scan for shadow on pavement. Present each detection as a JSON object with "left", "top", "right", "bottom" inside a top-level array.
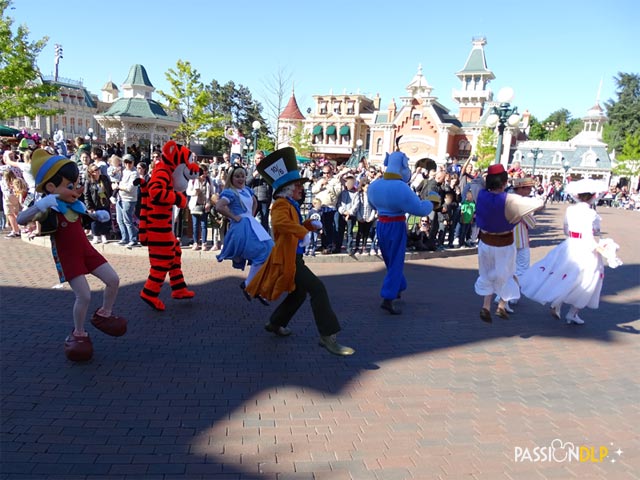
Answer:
[{"left": 1, "top": 254, "right": 638, "bottom": 478}]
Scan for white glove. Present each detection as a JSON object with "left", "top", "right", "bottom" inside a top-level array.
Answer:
[
  {"left": 94, "top": 210, "right": 111, "bottom": 223},
  {"left": 311, "top": 220, "right": 323, "bottom": 230},
  {"left": 300, "top": 232, "right": 312, "bottom": 247},
  {"left": 35, "top": 194, "right": 59, "bottom": 212}
]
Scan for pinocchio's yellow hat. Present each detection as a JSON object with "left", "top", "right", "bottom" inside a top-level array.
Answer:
[{"left": 30, "top": 148, "right": 73, "bottom": 193}]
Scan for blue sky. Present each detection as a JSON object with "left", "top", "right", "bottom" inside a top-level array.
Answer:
[{"left": 9, "top": 0, "right": 637, "bottom": 127}]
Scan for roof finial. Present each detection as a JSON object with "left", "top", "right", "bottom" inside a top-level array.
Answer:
[{"left": 596, "top": 77, "right": 603, "bottom": 104}]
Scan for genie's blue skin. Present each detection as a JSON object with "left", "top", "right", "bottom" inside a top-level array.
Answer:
[{"left": 368, "top": 151, "right": 433, "bottom": 300}]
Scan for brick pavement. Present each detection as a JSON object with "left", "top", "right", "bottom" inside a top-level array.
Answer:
[{"left": 1, "top": 204, "right": 639, "bottom": 479}]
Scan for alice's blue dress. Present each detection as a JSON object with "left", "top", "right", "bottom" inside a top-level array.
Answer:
[{"left": 216, "top": 187, "right": 274, "bottom": 270}]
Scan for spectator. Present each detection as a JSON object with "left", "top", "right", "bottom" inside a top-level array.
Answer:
[
  {"left": 115, "top": 155, "right": 139, "bottom": 248},
  {"left": 224, "top": 127, "right": 246, "bottom": 163},
  {"left": 304, "top": 197, "right": 323, "bottom": 257},
  {"left": 84, "top": 164, "right": 113, "bottom": 244},
  {"left": 311, "top": 164, "right": 343, "bottom": 254},
  {"left": 353, "top": 178, "right": 377, "bottom": 255},
  {"left": 247, "top": 150, "right": 272, "bottom": 233},
  {"left": 336, "top": 174, "right": 358, "bottom": 255},
  {"left": 186, "top": 165, "right": 213, "bottom": 251},
  {"left": 91, "top": 147, "right": 108, "bottom": 176},
  {"left": 458, "top": 190, "right": 476, "bottom": 248}
]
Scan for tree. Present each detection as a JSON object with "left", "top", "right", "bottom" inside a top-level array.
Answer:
[
  {"left": 0, "top": 0, "right": 61, "bottom": 120},
  {"left": 200, "top": 79, "right": 269, "bottom": 156},
  {"left": 527, "top": 115, "right": 546, "bottom": 140},
  {"left": 156, "top": 60, "right": 209, "bottom": 146},
  {"left": 474, "top": 127, "right": 497, "bottom": 170},
  {"left": 261, "top": 66, "right": 293, "bottom": 146},
  {"left": 612, "top": 132, "right": 640, "bottom": 178},
  {"left": 604, "top": 72, "right": 640, "bottom": 153},
  {"left": 540, "top": 109, "right": 583, "bottom": 141},
  {"left": 287, "top": 123, "right": 312, "bottom": 157}
]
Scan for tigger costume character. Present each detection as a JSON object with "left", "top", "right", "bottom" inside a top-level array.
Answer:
[{"left": 138, "top": 141, "right": 200, "bottom": 311}]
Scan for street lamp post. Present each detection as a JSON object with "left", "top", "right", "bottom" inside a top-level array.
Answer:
[
  {"left": 528, "top": 148, "right": 543, "bottom": 176},
  {"left": 562, "top": 158, "right": 570, "bottom": 184},
  {"left": 85, "top": 127, "right": 97, "bottom": 147},
  {"left": 355, "top": 138, "right": 363, "bottom": 165},
  {"left": 251, "top": 120, "right": 260, "bottom": 166},
  {"left": 486, "top": 87, "right": 521, "bottom": 165}
]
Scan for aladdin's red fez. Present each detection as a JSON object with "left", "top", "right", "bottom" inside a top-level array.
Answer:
[{"left": 487, "top": 164, "right": 506, "bottom": 175}]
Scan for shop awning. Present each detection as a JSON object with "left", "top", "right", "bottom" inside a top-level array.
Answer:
[
  {"left": 312, "top": 125, "right": 323, "bottom": 136},
  {"left": 339, "top": 125, "right": 350, "bottom": 136},
  {"left": 326, "top": 125, "right": 337, "bottom": 135}
]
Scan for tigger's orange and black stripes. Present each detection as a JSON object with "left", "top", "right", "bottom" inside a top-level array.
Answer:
[{"left": 139, "top": 141, "right": 200, "bottom": 311}]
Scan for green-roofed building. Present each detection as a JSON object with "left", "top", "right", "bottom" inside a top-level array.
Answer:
[{"left": 95, "top": 64, "right": 181, "bottom": 154}]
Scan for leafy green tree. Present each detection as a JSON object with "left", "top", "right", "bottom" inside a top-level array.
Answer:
[
  {"left": 0, "top": 0, "right": 61, "bottom": 120},
  {"left": 540, "top": 109, "right": 583, "bottom": 141},
  {"left": 201, "top": 79, "right": 268, "bottom": 155},
  {"left": 288, "top": 123, "right": 312, "bottom": 157},
  {"left": 612, "top": 132, "right": 640, "bottom": 178},
  {"left": 474, "top": 127, "right": 497, "bottom": 170},
  {"left": 604, "top": 72, "right": 640, "bottom": 153},
  {"left": 527, "top": 115, "right": 546, "bottom": 140},
  {"left": 156, "top": 60, "right": 209, "bottom": 145}
]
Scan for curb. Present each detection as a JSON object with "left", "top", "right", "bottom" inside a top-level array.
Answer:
[{"left": 20, "top": 234, "right": 477, "bottom": 263}]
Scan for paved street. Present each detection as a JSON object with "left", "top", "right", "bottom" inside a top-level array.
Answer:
[{"left": 1, "top": 203, "right": 639, "bottom": 480}]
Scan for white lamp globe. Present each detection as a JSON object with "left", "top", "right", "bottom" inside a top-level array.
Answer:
[{"left": 497, "top": 87, "right": 514, "bottom": 103}]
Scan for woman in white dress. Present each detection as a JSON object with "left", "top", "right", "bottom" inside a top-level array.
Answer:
[{"left": 520, "top": 179, "right": 608, "bottom": 325}]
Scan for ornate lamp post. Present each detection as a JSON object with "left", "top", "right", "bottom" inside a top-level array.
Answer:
[
  {"left": 544, "top": 121, "right": 557, "bottom": 139},
  {"left": 355, "top": 138, "right": 363, "bottom": 165},
  {"left": 486, "top": 87, "right": 521, "bottom": 165},
  {"left": 85, "top": 127, "right": 97, "bottom": 147},
  {"left": 528, "top": 148, "right": 543, "bottom": 176},
  {"left": 562, "top": 157, "right": 570, "bottom": 184},
  {"left": 251, "top": 120, "right": 261, "bottom": 166}
]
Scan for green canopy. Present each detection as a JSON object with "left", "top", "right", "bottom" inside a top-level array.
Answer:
[
  {"left": 296, "top": 155, "right": 312, "bottom": 163},
  {"left": 0, "top": 125, "right": 20, "bottom": 137}
]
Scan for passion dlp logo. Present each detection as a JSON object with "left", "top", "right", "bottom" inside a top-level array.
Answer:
[{"left": 514, "top": 439, "right": 622, "bottom": 463}]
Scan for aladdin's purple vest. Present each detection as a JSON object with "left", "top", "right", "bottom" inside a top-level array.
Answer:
[{"left": 476, "top": 190, "right": 517, "bottom": 233}]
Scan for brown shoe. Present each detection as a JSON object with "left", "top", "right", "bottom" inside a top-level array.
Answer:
[
  {"left": 480, "top": 308, "right": 492, "bottom": 323},
  {"left": 91, "top": 309, "right": 127, "bottom": 337},
  {"left": 64, "top": 332, "right": 93, "bottom": 361},
  {"left": 496, "top": 307, "right": 510, "bottom": 320}
]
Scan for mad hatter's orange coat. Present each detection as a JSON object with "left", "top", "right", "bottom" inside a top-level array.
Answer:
[{"left": 245, "top": 198, "right": 314, "bottom": 301}]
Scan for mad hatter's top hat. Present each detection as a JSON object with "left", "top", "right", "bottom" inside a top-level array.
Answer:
[{"left": 257, "top": 147, "right": 310, "bottom": 198}]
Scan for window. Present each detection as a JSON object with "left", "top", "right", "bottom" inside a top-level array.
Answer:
[
  {"left": 319, "top": 101, "right": 327, "bottom": 114},
  {"left": 582, "top": 150, "right": 598, "bottom": 167},
  {"left": 553, "top": 151, "right": 563, "bottom": 164},
  {"left": 412, "top": 113, "right": 421, "bottom": 127},
  {"left": 347, "top": 101, "right": 355, "bottom": 115},
  {"left": 333, "top": 102, "right": 341, "bottom": 114},
  {"left": 376, "top": 138, "right": 383, "bottom": 154}
]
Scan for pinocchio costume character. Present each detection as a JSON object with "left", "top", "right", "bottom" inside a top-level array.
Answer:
[
  {"left": 245, "top": 147, "right": 355, "bottom": 356},
  {"left": 17, "top": 149, "right": 127, "bottom": 362}
]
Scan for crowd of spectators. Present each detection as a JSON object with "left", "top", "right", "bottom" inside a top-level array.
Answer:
[{"left": 2, "top": 137, "right": 638, "bottom": 254}]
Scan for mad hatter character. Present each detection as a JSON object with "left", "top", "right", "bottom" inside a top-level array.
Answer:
[
  {"left": 245, "top": 147, "right": 355, "bottom": 356},
  {"left": 367, "top": 150, "right": 434, "bottom": 314},
  {"left": 17, "top": 149, "right": 127, "bottom": 362}
]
